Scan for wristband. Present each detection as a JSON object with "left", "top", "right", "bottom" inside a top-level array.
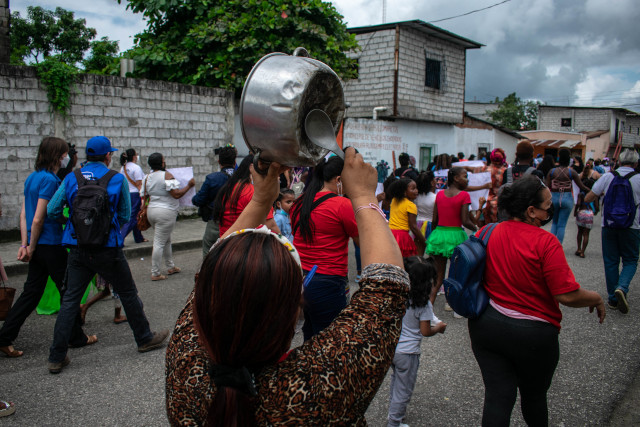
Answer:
[
  {"left": 20, "top": 245, "right": 27, "bottom": 249},
  {"left": 354, "top": 203, "right": 388, "bottom": 222}
]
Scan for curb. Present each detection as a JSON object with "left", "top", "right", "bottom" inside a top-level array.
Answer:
[{"left": 4, "top": 239, "right": 203, "bottom": 277}]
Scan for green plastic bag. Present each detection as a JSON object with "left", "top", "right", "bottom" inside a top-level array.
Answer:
[{"left": 36, "top": 276, "right": 97, "bottom": 315}]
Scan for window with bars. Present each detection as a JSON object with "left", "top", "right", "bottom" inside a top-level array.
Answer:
[{"left": 425, "top": 58, "right": 441, "bottom": 90}]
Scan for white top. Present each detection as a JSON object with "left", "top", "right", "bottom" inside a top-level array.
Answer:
[
  {"left": 142, "top": 171, "right": 181, "bottom": 211},
  {"left": 120, "top": 162, "right": 145, "bottom": 194},
  {"left": 395, "top": 301, "right": 436, "bottom": 354},
  {"left": 415, "top": 192, "right": 436, "bottom": 223},
  {"left": 591, "top": 166, "right": 640, "bottom": 229}
]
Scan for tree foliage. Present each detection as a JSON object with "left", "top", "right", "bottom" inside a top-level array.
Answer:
[
  {"left": 118, "top": 0, "right": 359, "bottom": 93},
  {"left": 10, "top": 6, "right": 97, "bottom": 66},
  {"left": 488, "top": 92, "right": 540, "bottom": 131},
  {"left": 83, "top": 37, "right": 120, "bottom": 73}
]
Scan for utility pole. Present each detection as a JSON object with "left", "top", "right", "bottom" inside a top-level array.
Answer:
[{"left": 382, "top": 0, "right": 387, "bottom": 23}]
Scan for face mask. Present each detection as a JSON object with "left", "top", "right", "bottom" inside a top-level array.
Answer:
[
  {"left": 538, "top": 205, "right": 554, "bottom": 226},
  {"left": 61, "top": 155, "right": 70, "bottom": 168}
]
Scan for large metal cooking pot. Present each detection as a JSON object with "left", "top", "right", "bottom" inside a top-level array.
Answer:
[{"left": 240, "top": 47, "right": 345, "bottom": 168}]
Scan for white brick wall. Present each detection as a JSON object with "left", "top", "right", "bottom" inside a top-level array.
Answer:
[{"left": 0, "top": 64, "right": 235, "bottom": 231}]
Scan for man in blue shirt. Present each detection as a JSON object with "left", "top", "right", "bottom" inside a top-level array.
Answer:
[
  {"left": 46, "top": 136, "right": 169, "bottom": 374},
  {"left": 192, "top": 145, "right": 237, "bottom": 257}
]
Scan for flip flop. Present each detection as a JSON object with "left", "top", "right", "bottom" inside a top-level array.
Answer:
[
  {"left": 114, "top": 316, "right": 128, "bottom": 324},
  {"left": 0, "top": 401, "right": 15, "bottom": 418},
  {"left": 0, "top": 346, "right": 23, "bottom": 358},
  {"left": 167, "top": 267, "right": 181, "bottom": 275},
  {"left": 69, "top": 335, "right": 98, "bottom": 348}
]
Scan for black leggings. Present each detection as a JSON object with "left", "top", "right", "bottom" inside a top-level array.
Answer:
[{"left": 468, "top": 304, "right": 560, "bottom": 427}]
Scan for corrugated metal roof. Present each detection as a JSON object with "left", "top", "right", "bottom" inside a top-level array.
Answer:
[{"left": 529, "top": 139, "right": 584, "bottom": 148}]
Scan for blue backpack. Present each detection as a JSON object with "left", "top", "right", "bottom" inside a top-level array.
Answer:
[
  {"left": 603, "top": 171, "right": 638, "bottom": 229},
  {"left": 443, "top": 223, "right": 498, "bottom": 319}
]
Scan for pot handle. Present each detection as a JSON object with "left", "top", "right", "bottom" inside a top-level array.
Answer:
[
  {"left": 293, "top": 47, "right": 309, "bottom": 58},
  {"left": 252, "top": 150, "right": 271, "bottom": 176}
]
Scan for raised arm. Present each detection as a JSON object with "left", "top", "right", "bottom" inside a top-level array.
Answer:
[{"left": 342, "top": 147, "right": 403, "bottom": 268}]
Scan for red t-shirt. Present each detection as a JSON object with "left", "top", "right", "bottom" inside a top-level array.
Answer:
[
  {"left": 436, "top": 191, "right": 471, "bottom": 227},
  {"left": 219, "top": 184, "right": 274, "bottom": 236},
  {"left": 479, "top": 221, "right": 580, "bottom": 329},
  {"left": 290, "top": 191, "right": 359, "bottom": 276}
]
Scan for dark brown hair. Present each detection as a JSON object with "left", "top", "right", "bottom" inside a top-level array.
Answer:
[
  {"left": 35, "top": 137, "right": 68, "bottom": 172},
  {"left": 193, "top": 232, "right": 302, "bottom": 426}
]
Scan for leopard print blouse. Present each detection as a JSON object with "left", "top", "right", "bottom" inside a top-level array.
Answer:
[{"left": 165, "top": 263, "right": 409, "bottom": 426}]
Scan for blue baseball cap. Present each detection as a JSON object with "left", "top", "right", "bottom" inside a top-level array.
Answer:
[{"left": 86, "top": 136, "right": 118, "bottom": 156}]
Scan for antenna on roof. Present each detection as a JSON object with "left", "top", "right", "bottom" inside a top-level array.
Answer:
[{"left": 382, "top": 0, "right": 387, "bottom": 23}]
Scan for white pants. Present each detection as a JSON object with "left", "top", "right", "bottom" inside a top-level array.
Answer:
[{"left": 147, "top": 206, "right": 178, "bottom": 276}]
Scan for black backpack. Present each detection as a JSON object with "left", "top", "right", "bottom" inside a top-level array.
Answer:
[{"left": 71, "top": 169, "right": 117, "bottom": 247}]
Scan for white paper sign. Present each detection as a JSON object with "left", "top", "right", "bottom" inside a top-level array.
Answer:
[
  {"left": 167, "top": 167, "right": 195, "bottom": 207},
  {"left": 452, "top": 160, "right": 486, "bottom": 169},
  {"left": 468, "top": 172, "right": 491, "bottom": 210}
]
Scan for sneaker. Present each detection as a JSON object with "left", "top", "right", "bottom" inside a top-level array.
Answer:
[
  {"left": 453, "top": 311, "right": 463, "bottom": 319},
  {"left": 48, "top": 355, "right": 70, "bottom": 374},
  {"left": 607, "top": 301, "right": 618, "bottom": 310},
  {"left": 444, "top": 302, "right": 453, "bottom": 312},
  {"left": 437, "top": 286, "right": 445, "bottom": 295},
  {"left": 615, "top": 289, "right": 629, "bottom": 314},
  {"left": 138, "top": 329, "right": 170, "bottom": 353}
]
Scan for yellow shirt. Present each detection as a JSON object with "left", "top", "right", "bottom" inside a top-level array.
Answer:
[{"left": 389, "top": 198, "right": 417, "bottom": 230}]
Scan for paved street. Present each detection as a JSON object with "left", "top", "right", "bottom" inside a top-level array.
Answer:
[{"left": 1, "top": 218, "right": 639, "bottom": 426}]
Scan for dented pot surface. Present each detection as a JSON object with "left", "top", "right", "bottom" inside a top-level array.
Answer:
[{"left": 240, "top": 49, "right": 345, "bottom": 167}]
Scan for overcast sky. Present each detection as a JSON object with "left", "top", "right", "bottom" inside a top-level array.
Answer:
[{"left": 12, "top": 0, "right": 640, "bottom": 112}]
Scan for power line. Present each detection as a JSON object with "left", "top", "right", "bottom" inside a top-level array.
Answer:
[{"left": 429, "top": 0, "right": 512, "bottom": 24}]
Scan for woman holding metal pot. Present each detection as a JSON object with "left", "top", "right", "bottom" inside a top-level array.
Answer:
[
  {"left": 468, "top": 175, "right": 605, "bottom": 426},
  {"left": 290, "top": 156, "right": 360, "bottom": 340},
  {"left": 165, "top": 148, "right": 407, "bottom": 425}
]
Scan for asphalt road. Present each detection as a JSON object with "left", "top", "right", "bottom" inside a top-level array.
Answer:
[{"left": 1, "top": 219, "right": 639, "bottom": 426}]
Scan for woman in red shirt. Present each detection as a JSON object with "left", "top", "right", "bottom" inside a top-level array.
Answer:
[
  {"left": 212, "top": 155, "right": 279, "bottom": 239},
  {"left": 290, "top": 156, "right": 359, "bottom": 341},
  {"left": 469, "top": 175, "right": 605, "bottom": 426}
]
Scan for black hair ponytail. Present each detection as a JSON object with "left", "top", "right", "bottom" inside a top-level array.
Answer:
[{"left": 290, "top": 156, "right": 344, "bottom": 242}]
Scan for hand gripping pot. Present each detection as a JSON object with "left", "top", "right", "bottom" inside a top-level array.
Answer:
[{"left": 240, "top": 47, "right": 345, "bottom": 170}]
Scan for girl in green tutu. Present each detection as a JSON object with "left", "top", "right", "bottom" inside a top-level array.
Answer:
[{"left": 426, "top": 167, "right": 478, "bottom": 312}]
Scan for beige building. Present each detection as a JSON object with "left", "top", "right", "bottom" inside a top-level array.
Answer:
[{"left": 519, "top": 129, "right": 610, "bottom": 160}]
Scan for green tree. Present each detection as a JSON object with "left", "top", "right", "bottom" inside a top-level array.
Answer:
[
  {"left": 488, "top": 93, "right": 540, "bottom": 130},
  {"left": 118, "top": 0, "right": 359, "bottom": 92},
  {"left": 83, "top": 37, "right": 120, "bottom": 73},
  {"left": 10, "top": 6, "right": 97, "bottom": 66}
]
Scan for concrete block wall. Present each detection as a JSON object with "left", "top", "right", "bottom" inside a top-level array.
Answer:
[
  {"left": 397, "top": 27, "right": 466, "bottom": 124},
  {"left": 343, "top": 29, "right": 397, "bottom": 119},
  {"left": 0, "top": 64, "right": 234, "bottom": 231}
]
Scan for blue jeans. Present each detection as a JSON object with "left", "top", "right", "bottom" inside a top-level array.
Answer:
[
  {"left": 302, "top": 272, "right": 347, "bottom": 341},
  {"left": 120, "top": 193, "right": 145, "bottom": 243},
  {"left": 550, "top": 192, "right": 574, "bottom": 243},
  {"left": 602, "top": 228, "right": 640, "bottom": 304},
  {"left": 49, "top": 247, "right": 154, "bottom": 363}
]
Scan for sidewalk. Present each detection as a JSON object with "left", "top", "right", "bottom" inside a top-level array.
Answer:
[{"left": 0, "top": 217, "right": 206, "bottom": 277}]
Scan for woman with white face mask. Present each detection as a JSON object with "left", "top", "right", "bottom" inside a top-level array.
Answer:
[
  {"left": 290, "top": 155, "right": 360, "bottom": 340},
  {"left": 0, "top": 137, "right": 94, "bottom": 358}
]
